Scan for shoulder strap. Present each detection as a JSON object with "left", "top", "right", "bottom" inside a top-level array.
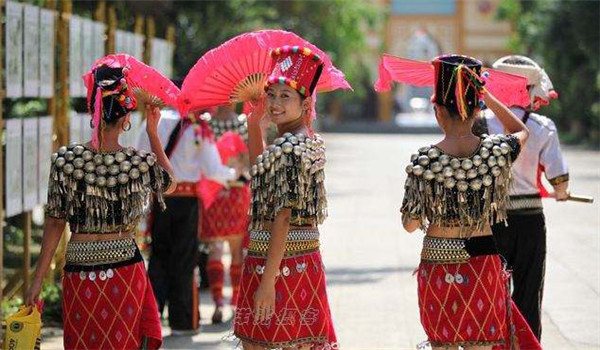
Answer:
[{"left": 164, "top": 119, "right": 191, "bottom": 157}]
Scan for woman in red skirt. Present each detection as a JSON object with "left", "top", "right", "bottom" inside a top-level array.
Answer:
[
  {"left": 233, "top": 46, "right": 339, "bottom": 349},
  {"left": 26, "top": 56, "right": 176, "bottom": 350},
  {"left": 200, "top": 126, "right": 251, "bottom": 323},
  {"left": 396, "top": 55, "right": 541, "bottom": 349}
]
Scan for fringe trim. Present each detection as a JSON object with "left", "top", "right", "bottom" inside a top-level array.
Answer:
[
  {"left": 401, "top": 135, "right": 516, "bottom": 238},
  {"left": 46, "top": 144, "right": 168, "bottom": 233},
  {"left": 249, "top": 133, "right": 327, "bottom": 230}
]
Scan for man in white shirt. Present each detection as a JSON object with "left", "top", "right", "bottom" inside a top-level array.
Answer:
[
  {"left": 480, "top": 55, "right": 569, "bottom": 340},
  {"left": 137, "top": 107, "right": 238, "bottom": 334}
]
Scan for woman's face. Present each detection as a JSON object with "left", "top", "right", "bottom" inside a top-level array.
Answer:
[{"left": 266, "top": 84, "right": 306, "bottom": 125}]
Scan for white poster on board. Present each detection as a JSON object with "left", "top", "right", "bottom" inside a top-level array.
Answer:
[
  {"left": 82, "top": 19, "right": 94, "bottom": 76},
  {"left": 80, "top": 113, "right": 93, "bottom": 142},
  {"left": 40, "top": 9, "right": 55, "bottom": 98},
  {"left": 5, "top": 119, "right": 23, "bottom": 217},
  {"left": 133, "top": 33, "right": 144, "bottom": 60},
  {"left": 69, "top": 111, "right": 82, "bottom": 144},
  {"left": 23, "top": 4, "right": 40, "bottom": 97},
  {"left": 151, "top": 38, "right": 163, "bottom": 74},
  {"left": 23, "top": 118, "right": 39, "bottom": 211},
  {"left": 38, "top": 116, "right": 54, "bottom": 204},
  {"left": 6, "top": 2, "right": 24, "bottom": 98},
  {"left": 93, "top": 21, "right": 106, "bottom": 61},
  {"left": 115, "top": 29, "right": 126, "bottom": 54},
  {"left": 69, "top": 16, "right": 83, "bottom": 97}
]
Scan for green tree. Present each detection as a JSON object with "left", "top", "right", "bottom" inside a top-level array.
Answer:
[{"left": 498, "top": 0, "right": 599, "bottom": 146}]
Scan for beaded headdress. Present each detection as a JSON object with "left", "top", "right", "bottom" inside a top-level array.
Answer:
[
  {"left": 264, "top": 46, "right": 324, "bottom": 98},
  {"left": 432, "top": 55, "right": 485, "bottom": 120}
]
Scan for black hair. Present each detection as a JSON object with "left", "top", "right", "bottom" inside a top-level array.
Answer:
[{"left": 89, "top": 66, "right": 132, "bottom": 125}]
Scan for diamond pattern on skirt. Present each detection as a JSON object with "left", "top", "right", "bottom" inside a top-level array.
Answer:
[
  {"left": 417, "top": 255, "right": 508, "bottom": 346},
  {"left": 62, "top": 262, "right": 162, "bottom": 350},
  {"left": 234, "top": 250, "right": 336, "bottom": 349},
  {"left": 201, "top": 186, "right": 251, "bottom": 241}
]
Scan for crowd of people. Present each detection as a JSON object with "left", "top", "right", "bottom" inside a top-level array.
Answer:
[{"left": 24, "top": 28, "right": 570, "bottom": 350}]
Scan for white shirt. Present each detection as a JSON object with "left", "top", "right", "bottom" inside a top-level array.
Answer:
[
  {"left": 484, "top": 107, "right": 568, "bottom": 197},
  {"left": 136, "top": 109, "right": 235, "bottom": 184}
]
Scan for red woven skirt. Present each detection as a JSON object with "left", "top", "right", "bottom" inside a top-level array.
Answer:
[
  {"left": 62, "top": 262, "right": 162, "bottom": 350},
  {"left": 234, "top": 250, "right": 337, "bottom": 349},
  {"left": 418, "top": 254, "right": 541, "bottom": 349},
  {"left": 201, "top": 186, "right": 250, "bottom": 241}
]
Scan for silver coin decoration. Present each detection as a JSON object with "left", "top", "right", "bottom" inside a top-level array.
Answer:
[
  {"left": 461, "top": 159, "right": 473, "bottom": 170},
  {"left": 412, "top": 165, "right": 424, "bottom": 176},
  {"left": 443, "top": 166, "right": 454, "bottom": 178},
  {"left": 120, "top": 161, "right": 132, "bottom": 173},
  {"left": 93, "top": 154, "right": 104, "bottom": 165},
  {"left": 96, "top": 176, "right": 107, "bottom": 187},
  {"left": 73, "top": 169, "right": 84, "bottom": 180},
  {"left": 129, "top": 168, "right": 140, "bottom": 180},
  {"left": 115, "top": 152, "right": 126, "bottom": 163},
  {"left": 478, "top": 164, "right": 489, "bottom": 175},
  {"left": 457, "top": 180, "right": 469, "bottom": 192},
  {"left": 118, "top": 173, "right": 129, "bottom": 184},
  {"left": 84, "top": 173, "right": 96, "bottom": 185},
  {"left": 423, "top": 170, "right": 435, "bottom": 180},
  {"left": 109, "top": 164, "right": 120, "bottom": 175},
  {"left": 467, "top": 169, "right": 478, "bottom": 179},
  {"left": 444, "top": 177, "right": 456, "bottom": 189},
  {"left": 450, "top": 158, "right": 461, "bottom": 169},
  {"left": 472, "top": 155, "right": 482, "bottom": 166},
  {"left": 73, "top": 158, "right": 84, "bottom": 169},
  {"left": 480, "top": 147, "right": 490, "bottom": 159},
  {"left": 104, "top": 155, "right": 115, "bottom": 166},
  {"left": 146, "top": 155, "right": 156, "bottom": 166},
  {"left": 455, "top": 169, "right": 466, "bottom": 180},
  {"left": 492, "top": 146, "right": 502, "bottom": 157},
  {"left": 497, "top": 156, "right": 507, "bottom": 167},
  {"left": 282, "top": 142, "right": 293, "bottom": 154},
  {"left": 131, "top": 156, "right": 142, "bottom": 165},
  {"left": 73, "top": 145, "right": 85, "bottom": 155},
  {"left": 51, "top": 153, "right": 58, "bottom": 162},
  {"left": 439, "top": 154, "right": 450, "bottom": 166},
  {"left": 405, "top": 164, "right": 414, "bottom": 174},
  {"left": 483, "top": 175, "right": 493, "bottom": 187},
  {"left": 96, "top": 165, "right": 107, "bottom": 176},
  {"left": 84, "top": 162, "right": 96, "bottom": 173},
  {"left": 487, "top": 156, "right": 497, "bottom": 167},
  {"left": 500, "top": 143, "right": 510, "bottom": 155},
  {"left": 107, "top": 176, "right": 117, "bottom": 187},
  {"left": 491, "top": 166, "right": 502, "bottom": 177},
  {"left": 431, "top": 162, "right": 443, "bottom": 173},
  {"left": 65, "top": 151, "right": 75, "bottom": 161},
  {"left": 427, "top": 148, "right": 440, "bottom": 159},
  {"left": 55, "top": 157, "right": 66, "bottom": 168},
  {"left": 418, "top": 155, "right": 430, "bottom": 167},
  {"left": 63, "top": 163, "right": 74, "bottom": 174},
  {"left": 82, "top": 150, "right": 93, "bottom": 161},
  {"left": 410, "top": 154, "right": 419, "bottom": 163},
  {"left": 58, "top": 146, "right": 67, "bottom": 155}
]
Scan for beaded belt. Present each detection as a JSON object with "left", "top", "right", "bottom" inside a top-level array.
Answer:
[
  {"left": 421, "top": 236, "right": 498, "bottom": 264},
  {"left": 247, "top": 229, "right": 320, "bottom": 257},
  {"left": 66, "top": 237, "right": 137, "bottom": 266},
  {"left": 421, "top": 236, "right": 471, "bottom": 264}
]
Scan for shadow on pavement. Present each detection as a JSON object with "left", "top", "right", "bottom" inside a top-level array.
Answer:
[{"left": 325, "top": 266, "right": 415, "bottom": 285}]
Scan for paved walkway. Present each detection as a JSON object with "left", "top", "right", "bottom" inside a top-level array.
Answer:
[{"left": 42, "top": 133, "right": 600, "bottom": 349}]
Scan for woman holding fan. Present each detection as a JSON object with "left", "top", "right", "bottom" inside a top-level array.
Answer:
[
  {"left": 234, "top": 45, "right": 340, "bottom": 349},
  {"left": 178, "top": 30, "right": 350, "bottom": 349},
  {"left": 25, "top": 55, "right": 177, "bottom": 350},
  {"left": 376, "top": 54, "right": 541, "bottom": 349}
]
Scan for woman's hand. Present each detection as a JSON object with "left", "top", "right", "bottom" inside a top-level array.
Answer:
[
  {"left": 25, "top": 277, "right": 43, "bottom": 306},
  {"left": 253, "top": 277, "right": 276, "bottom": 323},
  {"left": 248, "top": 97, "right": 267, "bottom": 127},
  {"left": 145, "top": 105, "right": 161, "bottom": 135}
]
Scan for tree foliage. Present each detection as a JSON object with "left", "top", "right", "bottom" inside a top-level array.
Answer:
[{"left": 498, "top": 0, "right": 599, "bottom": 146}]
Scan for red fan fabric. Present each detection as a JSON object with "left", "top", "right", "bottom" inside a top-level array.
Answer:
[
  {"left": 178, "top": 30, "right": 351, "bottom": 114},
  {"left": 216, "top": 131, "right": 248, "bottom": 164},
  {"left": 62, "top": 262, "right": 162, "bottom": 350},
  {"left": 83, "top": 54, "right": 180, "bottom": 109},
  {"left": 374, "top": 54, "right": 530, "bottom": 108}
]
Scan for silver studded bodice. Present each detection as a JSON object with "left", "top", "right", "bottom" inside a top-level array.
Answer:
[
  {"left": 202, "top": 113, "right": 248, "bottom": 142},
  {"left": 46, "top": 144, "right": 172, "bottom": 233},
  {"left": 401, "top": 134, "right": 520, "bottom": 236},
  {"left": 249, "top": 132, "right": 327, "bottom": 229}
]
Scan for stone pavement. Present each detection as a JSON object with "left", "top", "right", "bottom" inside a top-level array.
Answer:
[{"left": 42, "top": 133, "right": 600, "bottom": 349}]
